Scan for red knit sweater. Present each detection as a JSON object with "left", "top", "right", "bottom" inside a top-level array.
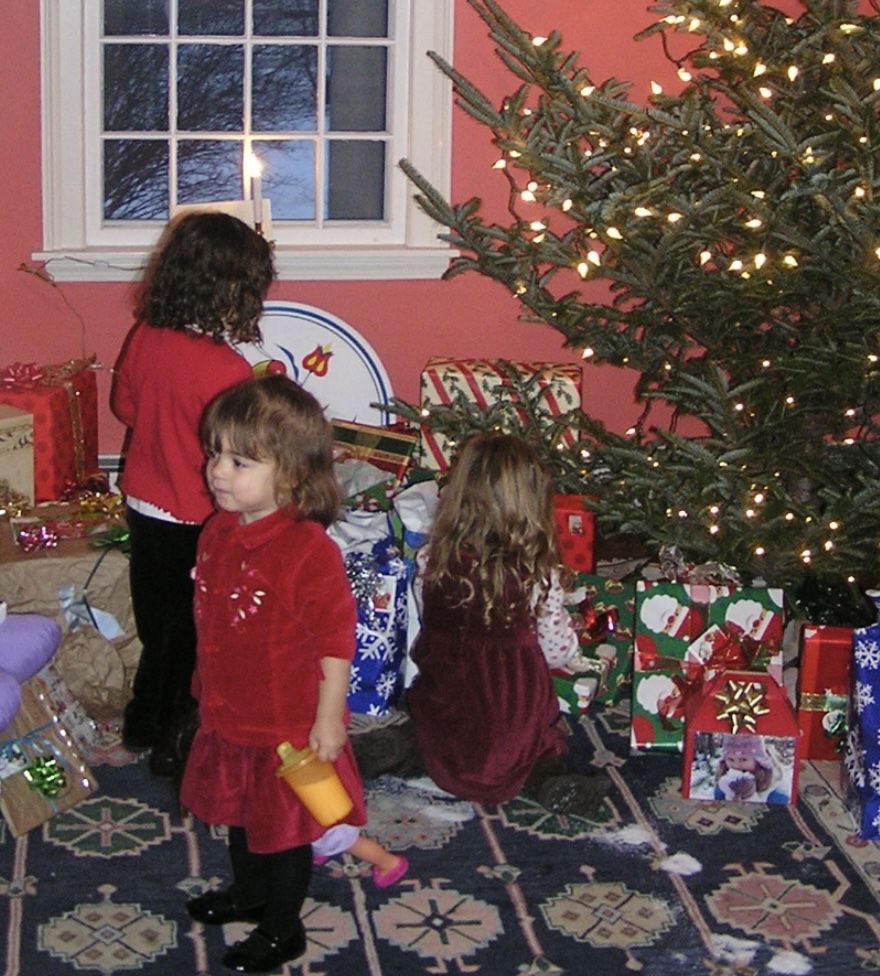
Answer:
[{"left": 111, "top": 323, "right": 252, "bottom": 522}]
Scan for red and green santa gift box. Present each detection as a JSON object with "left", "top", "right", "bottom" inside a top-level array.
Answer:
[
  {"left": 0, "top": 359, "right": 98, "bottom": 502},
  {"left": 630, "top": 580, "right": 784, "bottom": 754},
  {"left": 417, "top": 358, "right": 582, "bottom": 470},
  {"left": 682, "top": 670, "right": 800, "bottom": 805},
  {"left": 796, "top": 624, "right": 850, "bottom": 761},
  {"left": 562, "top": 573, "right": 635, "bottom": 706}
]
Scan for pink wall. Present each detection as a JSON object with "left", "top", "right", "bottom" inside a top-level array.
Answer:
[{"left": 0, "top": 1, "right": 797, "bottom": 456}]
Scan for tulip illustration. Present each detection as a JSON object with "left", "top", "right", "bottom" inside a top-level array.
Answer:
[{"left": 302, "top": 344, "right": 333, "bottom": 377}]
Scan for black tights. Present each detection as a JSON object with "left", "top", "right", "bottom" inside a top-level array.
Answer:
[
  {"left": 124, "top": 506, "right": 201, "bottom": 746},
  {"left": 228, "top": 826, "right": 312, "bottom": 940}
]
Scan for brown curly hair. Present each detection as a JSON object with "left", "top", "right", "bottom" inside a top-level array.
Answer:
[
  {"left": 199, "top": 374, "right": 341, "bottom": 527},
  {"left": 134, "top": 211, "right": 275, "bottom": 343},
  {"left": 422, "top": 433, "right": 561, "bottom": 626}
]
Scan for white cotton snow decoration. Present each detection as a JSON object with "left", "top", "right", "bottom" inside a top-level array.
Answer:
[
  {"left": 710, "top": 933, "right": 760, "bottom": 967},
  {"left": 597, "top": 825, "right": 654, "bottom": 847},
  {"left": 767, "top": 949, "right": 812, "bottom": 975},
  {"left": 658, "top": 851, "right": 702, "bottom": 875}
]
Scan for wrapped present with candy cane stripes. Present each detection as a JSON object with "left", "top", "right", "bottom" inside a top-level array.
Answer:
[{"left": 417, "top": 358, "right": 582, "bottom": 470}]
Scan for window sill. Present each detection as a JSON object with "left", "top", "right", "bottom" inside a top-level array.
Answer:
[{"left": 31, "top": 245, "right": 457, "bottom": 283}]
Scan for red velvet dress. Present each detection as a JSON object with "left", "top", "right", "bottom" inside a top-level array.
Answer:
[
  {"left": 407, "top": 558, "right": 566, "bottom": 804},
  {"left": 179, "top": 506, "right": 366, "bottom": 853}
]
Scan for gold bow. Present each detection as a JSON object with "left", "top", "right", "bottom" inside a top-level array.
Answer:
[{"left": 713, "top": 678, "right": 770, "bottom": 734}]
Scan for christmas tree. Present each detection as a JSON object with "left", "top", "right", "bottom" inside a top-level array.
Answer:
[{"left": 392, "top": 0, "right": 880, "bottom": 598}]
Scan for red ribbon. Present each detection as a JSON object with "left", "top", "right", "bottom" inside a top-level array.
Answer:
[
  {"left": 579, "top": 597, "right": 619, "bottom": 640},
  {"left": 643, "top": 620, "right": 775, "bottom": 730},
  {"left": 1, "top": 361, "right": 46, "bottom": 387},
  {"left": 694, "top": 622, "right": 771, "bottom": 677}
]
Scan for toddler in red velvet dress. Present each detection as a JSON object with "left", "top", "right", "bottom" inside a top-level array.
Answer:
[
  {"left": 403, "top": 433, "right": 610, "bottom": 817},
  {"left": 180, "top": 375, "right": 366, "bottom": 974}
]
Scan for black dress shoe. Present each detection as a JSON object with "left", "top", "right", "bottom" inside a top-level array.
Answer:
[
  {"left": 222, "top": 927, "right": 306, "bottom": 973},
  {"left": 186, "top": 889, "right": 264, "bottom": 926},
  {"left": 121, "top": 725, "right": 156, "bottom": 753},
  {"left": 537, "top": 773, "right": 611, "bottom": 819},
  {"left": 351, "top": 723, "right": 423, "bottom": 780}
]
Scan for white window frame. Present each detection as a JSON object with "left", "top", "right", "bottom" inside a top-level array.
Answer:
[{"left": 36, "top": 0, "right": 454, "bottom": 282}]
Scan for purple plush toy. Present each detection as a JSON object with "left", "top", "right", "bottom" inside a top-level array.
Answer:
[{"left": 0, "top": 604, "right": 61, "bottom": 731}]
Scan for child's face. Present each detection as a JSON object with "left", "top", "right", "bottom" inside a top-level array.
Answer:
[
  {"left": 206, "top": 437, "right": 278, "bottom": 524},
  {"left": 724, "top": 749, "right": 756, "bottom": 772}
]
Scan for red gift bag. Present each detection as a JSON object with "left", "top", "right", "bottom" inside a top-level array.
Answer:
[{"left": 552, "top": 494, "right": 594, "bottom": 572}]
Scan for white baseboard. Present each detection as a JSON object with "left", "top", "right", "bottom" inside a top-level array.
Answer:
[{"left": 98, "top": 454, "right": 122, "bottom": 493}]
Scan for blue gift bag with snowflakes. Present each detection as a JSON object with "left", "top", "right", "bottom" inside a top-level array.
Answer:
[
  {"left": 344, "top": 540, "right": 409, "bottom": 716},
  {"left": 843, "top": 590, "right": 880, "bottom": 839}
]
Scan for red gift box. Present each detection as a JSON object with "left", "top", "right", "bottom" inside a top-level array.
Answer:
[
  {"left": 552, "top": 494, "right": 594, "bottom": 572},
  {"left": 0, "top": 359, "right": 98, "bottom": 502},
  {"left": 682, "top": 669, "right": 801, "bottom": 804},
  {"left": 796, "top": 624, "right": 850, "bottom": 761}
]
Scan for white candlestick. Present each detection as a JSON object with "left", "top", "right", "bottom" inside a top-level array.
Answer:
[{"left": 252, "top": 175, "right": 262, "bottom": 228}]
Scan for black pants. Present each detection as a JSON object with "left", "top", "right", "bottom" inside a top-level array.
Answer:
[
  {"left": 228, "top": 827, "right": 312, "bottom": 940},
  {"left": 124, "top": 506, "right": 202, "bottom": 747}
]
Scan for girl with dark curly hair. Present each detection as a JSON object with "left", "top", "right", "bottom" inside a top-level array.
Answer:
[{"left": 111, "top": 211, "right": 274, "bottom": 777}]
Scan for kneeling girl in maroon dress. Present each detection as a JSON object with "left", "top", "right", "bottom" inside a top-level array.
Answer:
[
  {"left": 406, "top": 432, "right": 609, "bottom": 817},
  {"left": 180, "top": 374, "right": 365, "bottom": 974}
]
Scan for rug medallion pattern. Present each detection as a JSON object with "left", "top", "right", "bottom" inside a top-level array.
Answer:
[{"left": 1, "top": 706, "right": 879, "bottom": 975}]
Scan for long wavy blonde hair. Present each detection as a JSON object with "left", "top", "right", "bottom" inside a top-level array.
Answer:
[{"left": 422, "top": 433, "right": 560, "bottom": 625}]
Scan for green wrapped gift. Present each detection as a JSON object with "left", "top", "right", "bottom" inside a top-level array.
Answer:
[{"left": 566, "top": 573, "right": 636, "bottom": 706}]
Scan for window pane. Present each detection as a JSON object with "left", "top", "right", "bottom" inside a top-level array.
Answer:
[
  {"left": 327, "top": 47, "right": 386, "bottom": 131},
  {"left": 256, "top": 140, "right": 316, "bottom": 220},
  {"left": 178, "top": 0, "right": 243, "bottom": 36},
  {"left": 178, "top": 140, "right": 243, "bottom": 203},
  {"left": 253, "top": 0, "right": 318, "bottom": 37},
  {"left": 326, "top": 140, "right": 384, "bottom": 219},
  {"left": 104, "top": 139, "right": 169, "bottom": 219},
  {"left": 104, "top": 44, "right": 168, "bottom": 131},
  {"left": 177, "top": 44, "right": 244, "bottom": 131},
  {"left": 328, "top": 0, "right": 388, "bottom": 37},
  {"left": 104, "top": 0, "right": 169, "bottom": 36},
  {"left": 253, "top": 45, "right": 317, "bottom": 132}
]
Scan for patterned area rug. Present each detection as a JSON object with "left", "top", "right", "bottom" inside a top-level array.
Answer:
[{"left": 2, "top": 703, "right": 880, "bottom": 976}]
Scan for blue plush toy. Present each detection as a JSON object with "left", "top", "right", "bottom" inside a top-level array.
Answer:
[{"left": 0, "top": 603, "right": 62, "bottom": 732}]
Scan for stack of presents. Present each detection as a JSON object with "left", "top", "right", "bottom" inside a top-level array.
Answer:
[
  {"left": 1, "top": 354, "right": 879, "bottom": 841},
  {"left": 0, "top": 357, "right": 105, "bottom": 835}
]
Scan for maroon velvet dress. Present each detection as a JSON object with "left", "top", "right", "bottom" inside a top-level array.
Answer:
[{"left": 407, "top": 558, "right": 566, "bottom": 804}]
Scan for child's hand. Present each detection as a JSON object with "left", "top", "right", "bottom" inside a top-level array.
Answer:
[
  {"left": 717, "top": 769, "right": 756, "bottom": 801},
  {"left": 308, "top": 717, "right": 348, "bottom": 763}
]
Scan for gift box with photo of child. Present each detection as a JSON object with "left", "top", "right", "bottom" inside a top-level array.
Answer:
[{"left": 682, "top": 670, "right": 800, "bottom": 805}]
